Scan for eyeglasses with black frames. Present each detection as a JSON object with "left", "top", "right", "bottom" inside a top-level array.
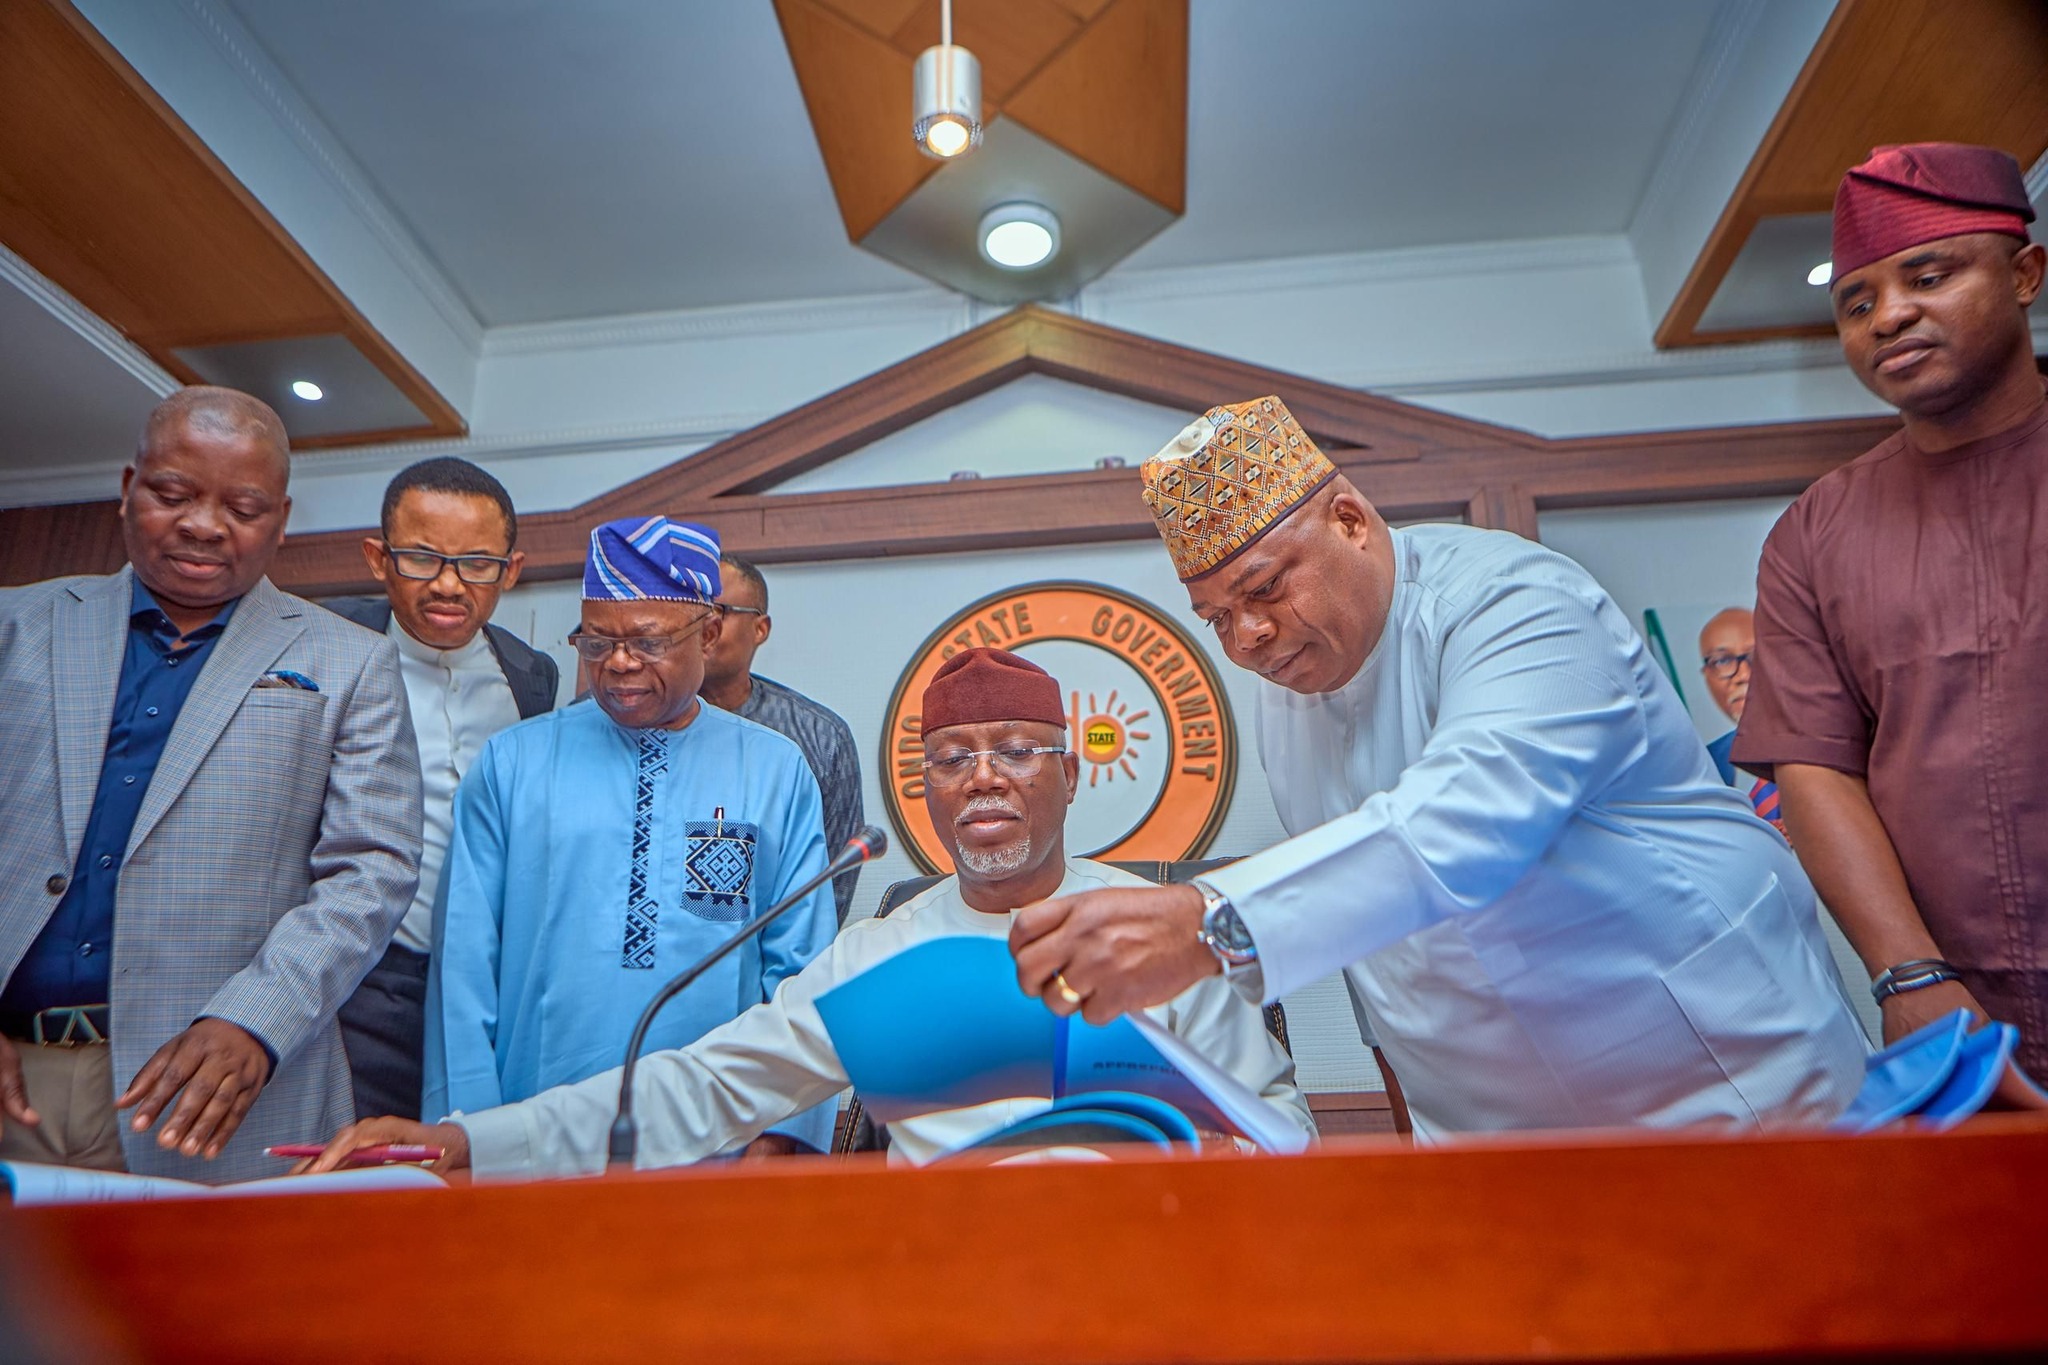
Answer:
[
  {"left": 1701, "top": 650, "right": 1753, "bottom": 681},
  {"left": 384, "top": 545, "right": 512, "bottom": 586}
]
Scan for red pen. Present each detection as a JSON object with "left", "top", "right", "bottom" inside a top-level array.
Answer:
[{"left": 264, "top": 1143, "right": 444, "bottom": 1164}]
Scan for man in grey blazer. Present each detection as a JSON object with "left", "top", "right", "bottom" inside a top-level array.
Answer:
[
  {"left": 0, "top": 387, "right": 421, "bottom": 1184},
  {"left": 325, "top": 456, "right": 558, "bottom": 1121}
]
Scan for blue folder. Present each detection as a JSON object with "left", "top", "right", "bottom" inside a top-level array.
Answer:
[
  {"left": 812, "top": 936, "right": 1298, "bottom": 1147},
  {"left": 1831, "top": 1008, "right": 2045, "bottom": 1133},
  {"left": 1830, "top": 1010, "right": 1970, "bottom": 1133},
  {"left": 1916, "top": 1021, "right": 2017, "bottom": 1130}
]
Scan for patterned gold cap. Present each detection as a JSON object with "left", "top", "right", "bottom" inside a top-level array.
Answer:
[{"left": 1139, "top": 396, "right": 1337, "bottom": 582}]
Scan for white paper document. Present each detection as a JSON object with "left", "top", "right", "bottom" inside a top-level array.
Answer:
[{"left": 1, "top": 1160, "right": 445, "bottom": 1207}]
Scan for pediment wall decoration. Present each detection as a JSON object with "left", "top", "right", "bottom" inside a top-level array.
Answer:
[{"left": 1, "top": 304, "right": 1897, "bottom": 594}]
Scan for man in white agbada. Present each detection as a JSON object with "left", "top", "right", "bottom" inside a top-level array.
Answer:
[
  {"left": 299, "top": 647, "right": 1309, "bottom": 1175},
  {"left": 1010, "top": 396, "right": 1867, "bottom": 1138}
]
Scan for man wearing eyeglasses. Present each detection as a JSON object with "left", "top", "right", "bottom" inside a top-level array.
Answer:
[
  {"left": 422, "top": 516, "right": 838, "bottom": 1156},
  {"left": 1696, "top": 608, "right": 1782, "bottom": 836},
  {"left": 324, "top": 457, "right": 559, "bottom": 1120}
]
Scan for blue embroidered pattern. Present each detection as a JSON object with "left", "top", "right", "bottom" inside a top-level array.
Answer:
[
  {"left": 681, "top": 818, "right": 758, "bottom": 923},
  {"left": 622, "top": 731, "right": 670, "bottom": 969}
]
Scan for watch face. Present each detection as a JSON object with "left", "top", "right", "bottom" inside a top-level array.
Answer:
[{"left": 1205, "top": 900, "right": 1256, "bottom": 957}]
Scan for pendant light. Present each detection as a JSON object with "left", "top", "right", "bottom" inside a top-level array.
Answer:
[{"left": 912, "top": 0, "right": 981, "bottom": 159}]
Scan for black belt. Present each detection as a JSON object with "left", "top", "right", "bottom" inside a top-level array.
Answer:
[{"left": 0, "top": 1003, "right": 110, "bottom": 1045}]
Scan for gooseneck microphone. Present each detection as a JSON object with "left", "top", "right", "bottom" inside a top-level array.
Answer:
[{"left": 607, "top": 825, "right": 888, "bottom": 1166}]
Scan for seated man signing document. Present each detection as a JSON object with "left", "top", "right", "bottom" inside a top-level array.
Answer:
[
  {"left": 303, "top": 648, "right": 1309, "bottom": 1174},
  {"left": 1011, "top": 397, "right": 1867, "bottom": 1138}
]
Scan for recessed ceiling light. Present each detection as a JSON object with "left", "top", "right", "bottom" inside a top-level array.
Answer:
[
  {"left": 1806, "top": 261, "right": 1832, "bottom": 287},
  {"left": 290, "top": 380, "right": 324, "bottom": 401},
  {"left": 979, "top": 203, "right": 1060, "bottom": 271}
]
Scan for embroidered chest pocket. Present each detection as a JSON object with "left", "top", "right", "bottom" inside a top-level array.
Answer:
[{"left": 681, "top": 819, "right": 760, "bottom": 923}]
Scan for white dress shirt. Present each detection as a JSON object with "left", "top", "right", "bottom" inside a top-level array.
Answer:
[
  {"left": 388, "top": 617, "right": 521, "bottom": 953},
  {"left": 454, "top": 859, "right": 1312, "bottom": 1177},
  {"left": 1203, "top": 524, "right": 1867, "bottom": 1139}
]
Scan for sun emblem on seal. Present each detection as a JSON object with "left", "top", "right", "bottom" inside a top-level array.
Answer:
[{"left": 1073, "top": 691, "right": 1152, "bottom": 786}]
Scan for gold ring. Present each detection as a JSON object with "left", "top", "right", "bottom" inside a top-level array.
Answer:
[{"left": 1055, "top": 973, "right": 1084, "bottom": 1006}]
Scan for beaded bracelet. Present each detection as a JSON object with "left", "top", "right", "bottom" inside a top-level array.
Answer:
[{"left": 1870, "top": 957, "right": 1961, "bottom": 1003}]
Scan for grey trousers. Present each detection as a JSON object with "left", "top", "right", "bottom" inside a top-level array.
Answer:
[{"left": 0, "top": 1042, "right": 126, "bottom": 1171}]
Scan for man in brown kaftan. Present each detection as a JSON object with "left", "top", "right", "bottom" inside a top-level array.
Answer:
[{"left": 1733, "top": 143, "right": 2048, "bottom": 1077}]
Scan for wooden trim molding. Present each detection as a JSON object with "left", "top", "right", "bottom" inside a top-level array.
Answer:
[
  {"left": 1, "top": 304, "right": 1898, "bottom": 593},
  {"left": 1465, "top": 486, "right": 1539, "bottom": 542}
]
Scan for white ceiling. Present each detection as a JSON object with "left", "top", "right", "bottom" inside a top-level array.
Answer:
[
  {"left": 0, "top": 274, "right": 164, "bottom": 481},
  {"left": 221, "top": 0, "right": 1729, "bottom": 327},
  {"left": 221, "top": 0, "right": 917, "bottom": 327},
  {"left": 1127, "top": 0, "right": 1725, "bottom": 269}
]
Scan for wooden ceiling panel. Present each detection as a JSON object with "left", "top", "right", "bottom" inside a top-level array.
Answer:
[
  {"left": 886, "top": 0, "right": 1083, "bottom": 105},
  {"left": 778, "top": 0, "right": 1187, "bottom": 259},
  {"left": 1658, "top": 0, "right": 2048, "bottom": 347},
  {"left": 1002, "top": 0, "right": 1188, "bottom": 214},
  {"left": 774, "top": 0, "right": 942, "bottom": 240},
  {"left": 814, "top": 0, "right": 926, "bottom": 41},
  {"left": 0, "top": 0, "right": 461, "bottom": 442},
  {"left": 0, "top": 0, "right": 341, "bottom": 344},
  {"left": 1742, "top": 2, "right": 2048, "bottom": 208}
]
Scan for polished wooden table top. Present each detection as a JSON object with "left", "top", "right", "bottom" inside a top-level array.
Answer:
[{"left": 7, "top": 1117, "right": 2046, "bottom": 1364}]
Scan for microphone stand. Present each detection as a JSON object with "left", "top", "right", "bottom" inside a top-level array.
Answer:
[{"left": 607, "top": 826, "right": 887, "bottom": 1166}]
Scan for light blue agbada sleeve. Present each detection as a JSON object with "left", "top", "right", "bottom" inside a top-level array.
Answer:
[
  {"left": 423, "top": 743, "right": 511, "bottom": 1120},
  {"left": 1207, "top": 576, "right": 1652, "bottom": 1001},
  {"left": 753, "top": 755, "right": 838, "bottom": 1151}
]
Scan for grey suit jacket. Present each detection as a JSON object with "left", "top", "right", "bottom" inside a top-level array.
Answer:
[
  {"left": 0, "top": 569, "right": 423, "bottom": 1183},
  {"left": 320, "top": 596, "right": 560, "bottom": 719}
]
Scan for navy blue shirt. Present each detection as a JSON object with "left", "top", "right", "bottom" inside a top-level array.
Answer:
[
  {"left": 1706, "top": 729, "right": 1738, "bottom": 787},
  {"left": 0, "top": 582, "right": 237, "bottom": 1016}
]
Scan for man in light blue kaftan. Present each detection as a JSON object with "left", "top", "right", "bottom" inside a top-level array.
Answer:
[{"left": 423, "top": 516, "right": 838, "bottom": 1153}]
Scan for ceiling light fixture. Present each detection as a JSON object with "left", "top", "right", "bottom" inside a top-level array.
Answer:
[
  {"left": 912, "top": 0, "right": 980, "bottom": 160},
  {"left": 980, "top": 203, "right": 1060, "bottom": 271},
  {"left": 290, "top": 380, "right": 324, "bottom": 401},
  {"left": 1807, "top": 261, "right": 1832, "bottom": 287}
]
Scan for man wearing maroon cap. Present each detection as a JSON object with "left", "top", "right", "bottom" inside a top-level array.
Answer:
[
  {"left": 297, "top": 648, "right": 1309, "bottom": 1174},
  {"left": 1732, "top": 143, "right": 2048, "bottom": 1077}
]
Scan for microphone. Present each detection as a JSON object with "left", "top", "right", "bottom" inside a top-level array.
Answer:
[{"left": 607, "top": 825, "right": 888, "bottom": 1166}]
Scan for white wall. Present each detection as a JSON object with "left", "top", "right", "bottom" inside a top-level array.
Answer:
[
  {"left": 1539, "top": 496, "right": 1794, "bottom": 742},
  {"left": 774, "top": 375, "right": 1196, "bottom": 493}
]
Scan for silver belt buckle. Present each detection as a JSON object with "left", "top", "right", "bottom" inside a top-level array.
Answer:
[{"left": 32, "top": 1004, "right": 108, "bottom": 1047}]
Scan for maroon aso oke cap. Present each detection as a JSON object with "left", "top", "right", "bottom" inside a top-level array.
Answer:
[
  {"left": 1831, "top": 142, "right": 2035, "bottom": 281},
  {"left": 922, "top": 647, "right": 1065, "bottom": 732}
]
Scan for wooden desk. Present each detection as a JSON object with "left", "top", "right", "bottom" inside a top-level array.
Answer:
[{"left": 7, "top": 1118, "right": 2045, "bottom": 1364}]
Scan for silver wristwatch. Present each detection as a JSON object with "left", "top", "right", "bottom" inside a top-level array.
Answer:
[{"left": 1192, "top": 878, "right": 1259, "bottom": 979}]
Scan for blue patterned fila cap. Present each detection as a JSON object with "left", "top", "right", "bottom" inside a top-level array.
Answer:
[{"left": 583, "top": 516, "right": 723, "bottom": 603}]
